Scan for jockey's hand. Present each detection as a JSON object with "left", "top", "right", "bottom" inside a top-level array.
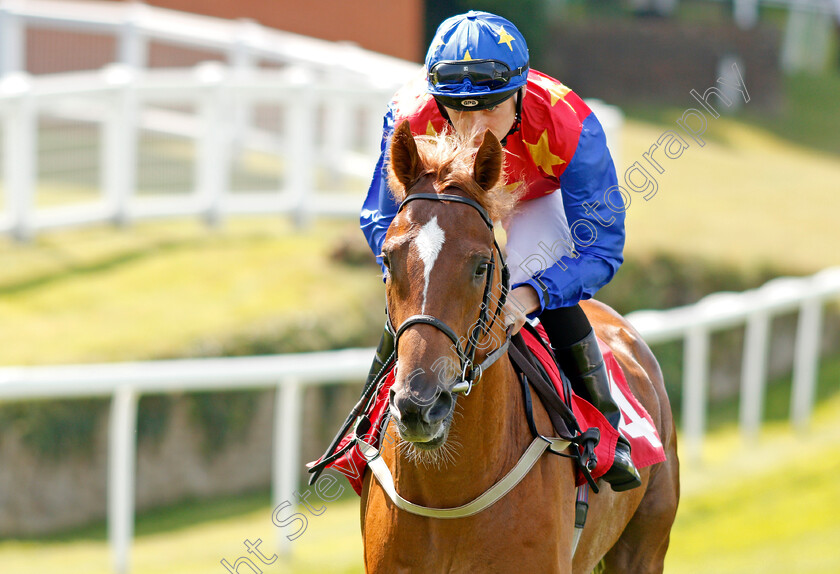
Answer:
[{"left": 504, "top": 285, "right": 541, "bottom": 335}]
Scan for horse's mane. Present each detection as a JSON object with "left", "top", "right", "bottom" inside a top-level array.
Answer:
[{"left": 387, "top": 130, "right": 520, "bottom": 222}]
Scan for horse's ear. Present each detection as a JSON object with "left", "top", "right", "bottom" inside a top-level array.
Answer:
[
  {"left": 390, "top": 120, "right": 422, "bottom": 190},
  {"left": 474, "top": 129, "right": 502, "bottom": 190}
]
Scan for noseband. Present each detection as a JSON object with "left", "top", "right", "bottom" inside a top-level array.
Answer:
[{"left": 386, "top": 192, "right": 511, "bottom": 395}]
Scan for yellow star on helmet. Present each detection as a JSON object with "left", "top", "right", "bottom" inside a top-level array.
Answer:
[
  {"left": 533, "top": 75, "right": 575, "bottom": 113},
  {"left": 429, "top": 34, "right": 444, "bottom": 54},
  {"left": 497, "top": 26, "right": 515, "bottom": 51},
  {"left": 463, "top": 50, "right": 472, "bottom": 60},
  {"left": 525, "top": 130, "right": 565, "bottom": 176}
]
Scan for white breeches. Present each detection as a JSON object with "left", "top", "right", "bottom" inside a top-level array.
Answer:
[{"left": 504, "top": 190, "right": 573, "bottom": 287}]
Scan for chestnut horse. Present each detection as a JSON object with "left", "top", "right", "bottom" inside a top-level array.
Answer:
[{"left": 360, "top": 121, "right": 679, "bottom": 573}]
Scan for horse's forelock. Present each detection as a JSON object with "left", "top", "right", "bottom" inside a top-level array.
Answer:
[{"left": 387, "top": 131, "right": 519, "bottom": 222}]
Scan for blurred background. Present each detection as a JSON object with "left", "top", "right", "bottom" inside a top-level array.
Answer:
[{"left": 0, "top": 0, "right": 837, "bottom": 572}]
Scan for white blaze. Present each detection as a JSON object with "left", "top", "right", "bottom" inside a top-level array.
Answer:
[{"left": 414, "top": 216, "right": 445, "bottom": 313}]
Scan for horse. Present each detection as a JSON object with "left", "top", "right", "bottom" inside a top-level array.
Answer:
[{"left": 359, "top": 120, "right": 680, "bottom": 573}]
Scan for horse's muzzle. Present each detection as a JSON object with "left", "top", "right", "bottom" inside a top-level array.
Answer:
[{"left": 389, "top": 381, "right": 454, "bottom": 446}]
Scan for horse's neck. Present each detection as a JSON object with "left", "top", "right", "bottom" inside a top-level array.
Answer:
[{"left": 392, "top": 359, "right": 533, "bottom": 507}]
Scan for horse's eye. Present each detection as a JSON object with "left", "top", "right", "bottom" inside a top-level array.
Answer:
[
  {"left": 380, "top": 253, "right": 392, "bottom": 280},
  {"left": 475, "top": 262, "right": 490, "bottom": 278}
]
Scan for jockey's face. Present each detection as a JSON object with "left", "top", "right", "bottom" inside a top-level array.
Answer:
[{"left": 443, "top": 95, "right": 517, "bottom": 146}]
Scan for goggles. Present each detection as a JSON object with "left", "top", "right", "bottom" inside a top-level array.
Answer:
[{"left": 429, "top": 59, "right": 528, "bottom": 91}]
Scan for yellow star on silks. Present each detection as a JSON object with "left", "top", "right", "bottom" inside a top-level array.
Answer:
[
  {"left": 463, "top": 50, "right": 472, "bottom": 60},
  {"left": 497, "top": 26, "right": 515, "bottom": 51},
  {"left": 532, "top": 75, "right": 575, "bottom": 113},
  {"left": 429, "top": 34, "right": 444, "bottom": 54},
  {"left": 525, "top": 130, "right": 565, "bottom": 176},
  {"left": 502, "top": 181, "right": 522, "bottom": 194},
  {"left": 426, "top": 121, "right": 438, "bottom": 136}
]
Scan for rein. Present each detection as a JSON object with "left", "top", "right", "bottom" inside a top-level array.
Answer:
[{"left": 386, "top": 192, "right": 511, "bottom": 395}]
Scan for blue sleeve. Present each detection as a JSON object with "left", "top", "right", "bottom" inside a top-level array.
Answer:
[
  {"left": 514, "top": 112, "right": 625, "bottom": 314},
  {"left": 360, "top": 102, "right": 400, "bottom": 274}
]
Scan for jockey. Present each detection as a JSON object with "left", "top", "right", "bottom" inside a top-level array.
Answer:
[{"left": 360, "top": 11, "right": 641, "bottom": 491}]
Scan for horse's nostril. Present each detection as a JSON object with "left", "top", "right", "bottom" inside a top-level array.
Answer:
[
  {"left": 392, "top": 390, "right": 423, "bottom": 422},
  {"left": 423, "top": 391, "right": 454, "bottom": 425}
]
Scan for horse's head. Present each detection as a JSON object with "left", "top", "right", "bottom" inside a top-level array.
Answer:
[{"left": 383, "top": 120, "right": 514, "bottom": 455}]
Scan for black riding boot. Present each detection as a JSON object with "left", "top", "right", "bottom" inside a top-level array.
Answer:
[
  {"left": 554, "top": 329, "right": 642, "bottom": 492},
  {"left": 364, "top": 322, "right": 396, "bottom": 390}
]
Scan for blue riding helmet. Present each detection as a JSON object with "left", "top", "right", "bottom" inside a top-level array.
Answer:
[{"left": 426, "top": 11, "right": 529, "bottom": 111}]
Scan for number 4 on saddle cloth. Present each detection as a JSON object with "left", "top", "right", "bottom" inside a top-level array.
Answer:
[{"left": 307, "top": 324, "right": 666, "bottom": 496}]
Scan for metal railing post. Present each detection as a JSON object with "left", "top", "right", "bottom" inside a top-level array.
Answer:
[
  {"left": 285, "top": 69, "right": 315, "bottom": 227},
  {"left": 0, "top": 0, "right": 25, "bottom": 76},
  {"left": 683, "top": 324, "right": 709, "bottom": 461},
  {"left": 791, "top": 296, "right": 823, "bottom": 430},
  {"left": 2, "top": 72, "right": 36, "bottom": 241},
  {"left": 194, "top": 63, "right": 231, "bottom": 227},
  {"left": 273, "top": 378, "right": 301, "bottom": 555},
  {"left": 118, "top": 2, "right": 148, "bottom": 69},
  {"left": 324, "top": 68, "right": 352, "bottom": 186},
  {"left": 108, "top": 386, "right": 139, "bottom": 574},
  {"left": 101, "top": 65, "right": 137, "bottom": 227},
  {"left": 230, "top": 19, "right": 258, "bottom": 149},
  {"left": 733, "top": 0, "right": 759, "bottom": 30},
  {"left": 740, "top": 309, "right": 770, "bottom": 440},
  {"left": 589, "top": 101, "right": 624, "bottom": 172},
  {"left": 365, "top": 97, "right": 385, "bottom": 159}
]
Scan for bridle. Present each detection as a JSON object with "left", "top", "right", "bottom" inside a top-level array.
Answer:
[
  {"left": 385, "top": 191, "right": 511, "bottom": 396},
  {"left": 363, "top": 195, "right": 583, "bottom": 519},
  {"left": 313, "top": 191, "right": 594, "bottom": 526}
]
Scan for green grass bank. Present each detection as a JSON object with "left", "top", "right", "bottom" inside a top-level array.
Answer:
[{"left": 2, "top": 390, "right": 839, "bottom": 574}]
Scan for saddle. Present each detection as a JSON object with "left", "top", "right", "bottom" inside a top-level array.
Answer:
[{"left": 307, "top": 322, "right": 665, "bottom": 495}]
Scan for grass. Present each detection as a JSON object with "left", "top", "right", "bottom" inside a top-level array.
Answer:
[
  {"left": 619, "top": 111, "right": 840, "bottom": 274},
  {"left": 0, "top": 490, "right": 365, "bottom": 574},
  {"left": 0, "top": 103, "right": 836, "bottom": 366},
  {"left": 622, "top": 72, "right": 840, "bottom": 157},
  {"left": 740, "top": 73, "right": 840, "bottom": 156},
  {"left": 702, "top": 352, "right": 840, "bottom": 432},
  {"left": 0, "top": 218, "right": 384, "bottom": 365},
  {"left": 2, "top": 383, "right": 839, "bottom": 573},
  {"left": 667, "top": 393, "right": 840, "bottom": 574},
  {"left": 619, "top": 71, "right": 840, "bottom": 274}
]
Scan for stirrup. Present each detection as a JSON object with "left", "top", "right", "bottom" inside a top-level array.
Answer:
[{"left": 600, "top": 436, "right": 641, "bottom": 492}]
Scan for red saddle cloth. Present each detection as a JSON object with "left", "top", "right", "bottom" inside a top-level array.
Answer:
[{"left": 310, "top": 325, "right": 666, "bottom": 496}]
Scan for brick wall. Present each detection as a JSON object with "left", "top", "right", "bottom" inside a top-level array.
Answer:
[{"left": 24, "top": 0, "right": 424, "bottom": 75}]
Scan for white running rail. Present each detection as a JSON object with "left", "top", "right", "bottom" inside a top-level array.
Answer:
[
  {"left": 0, "top": 62, "right": 401, "bottom": 239},
  {"left": 0, "top": 63, "right": 622, "bottom": 242},
  {"left": 0, "top": 266, "right": 838, "bottom": 573},
  {"left": 0, "top": 0, "right": 419, "bottom": 241},
  {"left": 0, "top": 0, "right": 624, "bottom": 242}
]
